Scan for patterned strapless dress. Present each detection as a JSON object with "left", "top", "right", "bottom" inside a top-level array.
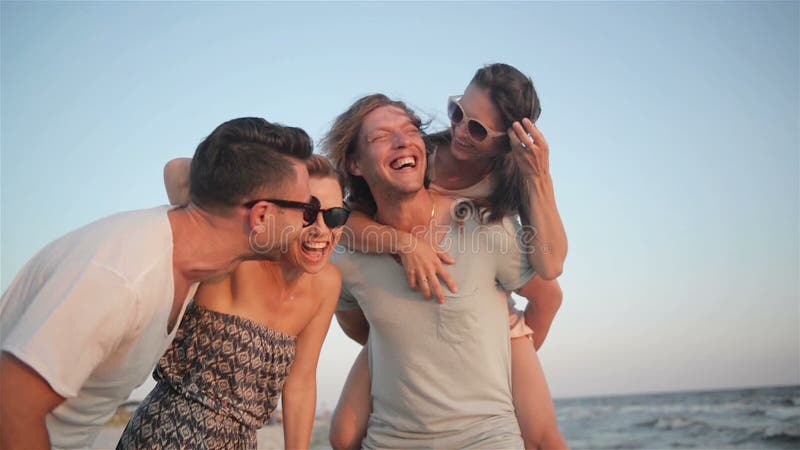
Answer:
[{"left": 117, "top": 302, "right": 297, "bottom": 450}]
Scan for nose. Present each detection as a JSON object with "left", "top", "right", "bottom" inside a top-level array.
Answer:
[
  {"left": 309, "top": 211, "right": 329, "bottom": 234},
  {"left": 452, "top": 120, "right": 470, "bottom": 141},
  {"left": 392, "top": 130, "right": 410, "bottom": 149}
]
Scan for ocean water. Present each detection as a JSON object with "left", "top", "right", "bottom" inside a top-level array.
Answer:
[{"left": 556, "top": 385, "right": 800, "bottom": 449}]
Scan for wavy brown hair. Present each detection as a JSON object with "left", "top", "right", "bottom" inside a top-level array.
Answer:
[
  {"left": 320, "top": 94, "right": 432, "bottom": 216},
  {"left": 473, "top": 63, "right": 541, "bottom": 223}
]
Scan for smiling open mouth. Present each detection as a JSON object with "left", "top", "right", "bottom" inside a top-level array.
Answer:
[
  {"left": 300, "top": 240, "right": 330, "bottom": 263},
  {"left": 302, "top": 241, "right": 328, "bottom": 251},
  {"left": 390, "top": 156, "right": 417, "bottom": 170}
]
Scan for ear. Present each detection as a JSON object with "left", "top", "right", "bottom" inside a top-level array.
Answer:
[
  {"left": 347, "top": 156, "right": 363, "bottom": 177},
  {"left": 248, "top": 201, "right": 275, "bottom": 231}
]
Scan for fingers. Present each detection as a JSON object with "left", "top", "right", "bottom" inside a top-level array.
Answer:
[
  {"left": 419, "top": 276, "right": 433, "bottom": 300},
  {"left": 522, "top": 118, "right": 548, "bottom": 151},
  {"left": 408, "top": 263, "right": 452, "bottom": 304},
  {"left": 435, "top": 249, "right": 455, "bottom": 265},
  {"left": 507, "top": 127, "right": 524, "bottom": 151},
  {"left": 425, "top": 262, "right": 457, "bottom": 303},
  {"left": 406, "top": 268, "right": 418, "bottom": 291},
  {"left": 436, "top": 265, "right": 458, "bottom": 296},
  {"left": 428, "top": 275, "right": 446, "bottom": 304},
  {"left": 511, "top": 121, "right": 536, "bottom": 151},
  {"left": 398, "top": 242, "right": 457, "bottom": 303},
  {"left": 419, "top": 265, "right": 442, "bottom": 303}
]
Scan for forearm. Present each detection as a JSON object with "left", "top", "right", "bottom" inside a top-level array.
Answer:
[
  {"left": 342, "top": 213, "right": 411, "bottom": 255},
  {"left": 524, "top": 174, "right": 567, "bottom": 279},
  {"left": 0, "top": 411, "right": 51, "bottom": 449},
  {"left": 524, "top": 293, "right": 562, "bottom": 350},
  {"left": 0, "top": 354, "right": 64, "bottom": 449},
  {"left": 282, "top": 382, "right": 316, "bottom": 450}
]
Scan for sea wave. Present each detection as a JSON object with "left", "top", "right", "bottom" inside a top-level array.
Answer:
[
  {"left": 765, "top": 406, "right": 800, "bottom": 421},
  {"left": 762, "top": 423, "right": 800, "bottom": 442},
  {"left": 636, "top": 416, "right": 715, "bottom": 431}
]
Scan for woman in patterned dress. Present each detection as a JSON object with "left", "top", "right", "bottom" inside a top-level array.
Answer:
[{"left": 118, "top": 155, "right": 349, "bottom": 449}]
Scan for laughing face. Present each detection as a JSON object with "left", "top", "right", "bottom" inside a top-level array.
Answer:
[
  {"left": 348, "top": 105, "right": 427, "bottom": 197},
  {"left": 284, "top": 175, "right": 344, "bottom": 274}
]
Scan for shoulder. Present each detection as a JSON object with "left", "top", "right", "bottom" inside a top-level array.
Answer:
[
  {"left": 87, "top": 206, "right": 172, "bottom": 236},
  {"left": 305, "top": 264, "right": 342, "bottom": 308},
  {"left": 72, "top": 206, "right": 173, "bottom": 273},
  {"left": 307, "top": 264, "right": 342, "bottom": 318},
  {"left": 314, "top": 263, "right": 341, "bottom": 283},
  {"left": 311, "top": 264, "right": 342, "bottom": 301}
]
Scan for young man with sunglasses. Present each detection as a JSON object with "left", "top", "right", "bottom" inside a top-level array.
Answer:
[
  {"left": 324, "top": 94, "right": 560, "bottom": 449},
  {"left": 0, "top": 117, "right": 313, "bottom": 449}
]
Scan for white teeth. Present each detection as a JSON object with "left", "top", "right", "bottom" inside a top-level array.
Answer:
[
  {"left": 390, "top": 156, "right": 416, "bottom": 170},
  {"left": 304, "top": 242, "right": 327, "bottom": 250}
]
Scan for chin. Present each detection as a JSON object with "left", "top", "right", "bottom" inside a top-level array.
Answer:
[
  {"left": 450, "top": 145, "right": 477, "bottom": 162},
  {"left": 297, "top": 244, "right": 332, "bottom": 274},
  {"left": 300, "top": 262, "right": 327, "bottom": 274}
]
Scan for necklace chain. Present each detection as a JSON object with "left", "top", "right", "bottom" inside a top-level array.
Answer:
[{"left": 429, "top": 194, "right": 436, "bottom": 224}]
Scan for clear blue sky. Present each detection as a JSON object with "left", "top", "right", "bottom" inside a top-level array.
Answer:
[{"left": 2, "top": 2, "right": 798, "bottom": 409}]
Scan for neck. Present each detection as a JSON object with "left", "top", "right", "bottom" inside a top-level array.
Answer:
[
  {"left": 274, "top": 259, "right": 306, "bottom": 287},
  {"left": 436, "top": 143, "right": 494, "bottom": 187},
  {"left": 375, "top": 188, "right": 435, "bottom": 233},
  {"left": 266, "top": 260, "right": 306, "bottom": 300},
  {"left": 169, "top": 205, "right": 248, "bottom": 284}
]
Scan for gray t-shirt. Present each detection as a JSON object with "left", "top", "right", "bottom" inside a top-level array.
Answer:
[{"left": 333, "top": 213, "right": 535, "bottom": 449}]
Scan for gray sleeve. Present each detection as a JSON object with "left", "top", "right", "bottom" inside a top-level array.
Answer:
[
  {"left": 493, "top": 216, "right": 536, "bottom": 291},
  {"left": 330, "top": 251, "right": 362, "bottom": 312},
  {"left": 336, "top": 284, "right": 361, "bottom": 312}
]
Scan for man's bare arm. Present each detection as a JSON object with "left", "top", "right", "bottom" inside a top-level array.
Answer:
[{"left": 0, "top": 352, "right": 66, "bottom": 449}]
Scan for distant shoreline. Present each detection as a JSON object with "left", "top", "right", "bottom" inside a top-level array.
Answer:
[{"left": 552, "top": 383, "right": 800, "bottom": 401}]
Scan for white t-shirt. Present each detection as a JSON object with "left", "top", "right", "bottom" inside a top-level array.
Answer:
[{"left": 0, "top": 206, "right": 198, "bottom": 449}]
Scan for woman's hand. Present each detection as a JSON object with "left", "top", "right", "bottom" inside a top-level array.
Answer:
[
  {"left": 509, "top": 118, "right": 550, "bottom": 177},
  {"left": 396, "top": 233, "right": 457, "bottom": 304}
]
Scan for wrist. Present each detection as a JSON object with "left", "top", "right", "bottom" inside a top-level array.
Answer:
[
  {"left": 395, "top": 231, "right": 416, "bottom": 254},
  {"left": 527, "top": 176, "right": 557, "bottom": 204}
]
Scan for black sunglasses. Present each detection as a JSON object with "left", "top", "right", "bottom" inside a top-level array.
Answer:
[
  {"left": 318, "top": 206, "right": 351, "bottom": 229},
  {"left": 243, "top": 196, "right": 321, "bottom": 227},
  {"left": 447, "top": 96, "right": 505, "bottom": 142}
]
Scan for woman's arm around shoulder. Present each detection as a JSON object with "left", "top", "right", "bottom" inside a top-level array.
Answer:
[
  {"left": 164, "top": 157, "right": 192, "bottom": 206},
  {"left": 344, "top": 211, "right": 456, "bottom": 303},
  {"left": 281, "top": 264, "right": 341, "bottom": 449}
]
